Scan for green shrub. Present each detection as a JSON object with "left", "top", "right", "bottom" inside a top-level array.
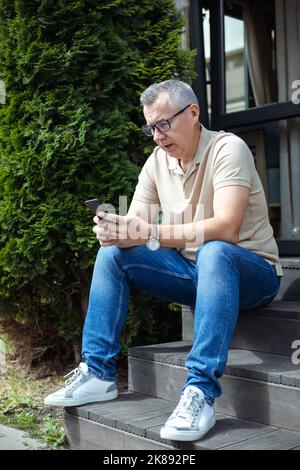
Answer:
[{"left": 0, "top": 0, "right": 195, "bottom": 368}]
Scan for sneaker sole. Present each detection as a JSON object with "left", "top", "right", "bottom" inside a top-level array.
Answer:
[
  {"left": 160, "top": 416, "right": 216, "bottom": 442},
  {"left": 44, "top": 389, "right": 118, "bottom": 407}
]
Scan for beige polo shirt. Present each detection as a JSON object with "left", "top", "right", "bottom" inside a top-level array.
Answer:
[{"left": 132, "top": 125, "right": 283, "bottom": 276}]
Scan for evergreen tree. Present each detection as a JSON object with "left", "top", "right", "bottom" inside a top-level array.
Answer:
[{"left": 0, "top": 0, "right": 195, "bottom": 367}]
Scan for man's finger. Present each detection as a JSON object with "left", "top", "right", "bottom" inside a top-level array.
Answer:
[
  {"left": 93, "top": 225, "right": 117, "bottom": 239},
  {"left": 98, "top": 212, "right": 122, "bottom": 224}
]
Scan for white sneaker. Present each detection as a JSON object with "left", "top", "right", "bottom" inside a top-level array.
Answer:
[
  {"left": 160, "top": 385, "right": 216, "bottom": 441},
  {"left": 44, "top": 362, "right": 118, "bottom": 407}
]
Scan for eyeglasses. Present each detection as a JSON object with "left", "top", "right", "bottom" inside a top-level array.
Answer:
[{"left": 142, "top": 104, "right": 191, "bottom": 137}]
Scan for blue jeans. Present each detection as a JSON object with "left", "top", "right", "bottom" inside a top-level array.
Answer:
[{"left": 82, "top": 241, "right": 281, "bottom": 404}]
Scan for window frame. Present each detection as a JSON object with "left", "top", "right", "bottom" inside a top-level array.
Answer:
[{"left": 190, "top": 0, "right": 300, "bottom": 129}]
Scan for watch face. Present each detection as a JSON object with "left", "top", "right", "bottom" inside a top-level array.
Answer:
[{"left": 146, "top": 238, "right": 160, "bottom": 251}]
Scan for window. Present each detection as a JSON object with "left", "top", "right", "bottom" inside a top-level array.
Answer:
[
  {"left": 224, "top": 0, "right": 278, "bottom": 113},
  {"left": 225, "top": 13, "right": 246, "bottom": 112},
  {"left": 189, "top": 0, "right": 300, "bottom": 249}
]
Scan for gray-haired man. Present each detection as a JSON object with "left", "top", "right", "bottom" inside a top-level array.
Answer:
[{"left": 45, "top": 80, "right": 281, "bottom": 442}]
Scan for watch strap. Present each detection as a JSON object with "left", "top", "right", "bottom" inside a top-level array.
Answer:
[{"left": 151, "top": 224, "right": 158, "bottom": 239}]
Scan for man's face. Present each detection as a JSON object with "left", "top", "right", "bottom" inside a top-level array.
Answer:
[{"left": 143, "top": 92, "right": 200, "bottom": 161}]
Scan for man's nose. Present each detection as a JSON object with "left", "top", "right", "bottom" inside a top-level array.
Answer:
[{"left": 153, "top": 127, "right": 165, "bottom": 143}]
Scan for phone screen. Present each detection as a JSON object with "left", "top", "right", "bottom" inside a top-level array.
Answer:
[{"left": 84, "top": 199, "right": 101, "bottom": 216}]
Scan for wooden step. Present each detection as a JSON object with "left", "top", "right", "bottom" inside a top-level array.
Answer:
[
  {"left": 64, "top": 391, "right": 300, "bottom": 450},
  {"left": 182, "top": 300, "right": 300, "bottom": 356},
  {"left": 128, "top": 342, "right": 300, "bottom": 432}
]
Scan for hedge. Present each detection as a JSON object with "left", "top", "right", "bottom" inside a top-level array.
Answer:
[{"left": 0, "top": 0, "right": 195, "bottom": 369}]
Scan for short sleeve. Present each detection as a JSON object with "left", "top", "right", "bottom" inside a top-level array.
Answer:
[
  {"left": 131, "top": 153, "right": 160, "bottom": 205},
  {"left": 213, "top": 136, "right": 253, "bottom": 191}
]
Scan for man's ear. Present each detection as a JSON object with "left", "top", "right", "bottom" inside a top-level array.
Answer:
[{"left": 189, "top": 104, "right": 200, "bottom": 123}]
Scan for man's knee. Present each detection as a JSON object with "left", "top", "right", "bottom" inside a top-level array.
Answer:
[
  {"left": 96, "top": 244, "right": 146, "bottom": 267},
  {"left": 96, "top": 245, "right": 120, "bottom": 261},
  {"left": 195, "top": 240, "right": 236, "bottom": 268}
]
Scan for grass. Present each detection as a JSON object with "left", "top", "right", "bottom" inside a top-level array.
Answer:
[
  {"left": 0, "top": 367, "right": 68, "bottom": 449},
  {"left": 0, "top": 358, "right": 129, "bottom": 450}
]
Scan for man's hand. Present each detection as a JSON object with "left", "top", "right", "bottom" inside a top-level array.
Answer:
[{"left": 93, "top": 212, "right": 151, "bottom": 248}]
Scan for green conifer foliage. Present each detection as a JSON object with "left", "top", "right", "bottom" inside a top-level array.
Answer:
[{"left": 0, "top": 0, "right": 195, "bottom": 366}]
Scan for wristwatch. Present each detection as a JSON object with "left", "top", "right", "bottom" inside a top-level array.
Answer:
[{"left": 146, "top": 224, "right": 160, "bottom": 251}]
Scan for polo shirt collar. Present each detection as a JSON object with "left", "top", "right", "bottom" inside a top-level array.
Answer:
[{"left": 167, "top": 124, "right": 216, "bottom": 173}]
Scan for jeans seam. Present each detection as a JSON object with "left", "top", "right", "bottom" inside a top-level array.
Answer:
[
  {"left": 122, "top": 263, "right": 194, "bottom": 281},
  {"left": 101, "top": 271, "right": 126, "bottom": 377},
  {"left": 210, "top": 249, "right": 238, "bottom": 384},
  {"left": 215, "top": 257, "right": 231, "bottom": 384},
  {"left": 250, "top": 288, "right": 280, "bottom": 309}
]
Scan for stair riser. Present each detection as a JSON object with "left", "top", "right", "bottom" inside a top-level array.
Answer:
[
  {"left": 182, "top": 307, "right": 300, "bottom": 356},
  {"left": 275, "top": 266, "right": 300, "bottom": 301},
  {"left": 128, "top": 357, "right": 300, "bottom": 432},
  {"left": 231, "top": 317, "right": 300, "bottom": 355},
  {"left": 65, "top": 414, "right": 174, "bottom": 450}
]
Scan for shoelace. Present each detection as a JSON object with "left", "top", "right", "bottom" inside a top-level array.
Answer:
[
  {"left": 64, "top": 365, "right": 87, "bottom": 390},
  {"left": 172, "top": 390, "right": 203, "bottom": 424}
]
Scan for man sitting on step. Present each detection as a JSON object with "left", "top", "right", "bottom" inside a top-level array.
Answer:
[{"left": 45, "top": 79, "right": 282, "bottom": 442}]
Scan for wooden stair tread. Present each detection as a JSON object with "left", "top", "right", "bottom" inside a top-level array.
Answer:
[
  {"left": 65, "top": 391, "right": 300, "bottom": 450},
  {"left": 129, "top": 342, "right": 300, "bottom": 388}
]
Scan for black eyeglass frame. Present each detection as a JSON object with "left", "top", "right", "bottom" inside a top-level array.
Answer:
[{"left": 142, "top": 104, "right": 192, "bottom": 137}]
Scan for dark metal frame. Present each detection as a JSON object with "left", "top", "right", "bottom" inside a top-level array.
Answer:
[
  {"left": 189, "top": 0, "right": 209, "bottom": 128},
  {"left": 210, "top": 0, "right": 226, "bottom": 126},
  {"left": 216, "top": 101, "right": 300, "bottom": 129},
  {"left": 189, "top": 0, "right": 300, "bottom": 255}
]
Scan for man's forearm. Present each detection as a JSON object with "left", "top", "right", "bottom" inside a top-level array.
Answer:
[
  {"left": 157, "top": 218, "right": 238, "bottom": 249},
  {"left": 95, "top": 211, "right": 238, "bottom": 249}
]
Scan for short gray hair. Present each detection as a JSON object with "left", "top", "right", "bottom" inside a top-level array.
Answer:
[{"left": 140, "top": 79, "right": 198, "bottom": 109}]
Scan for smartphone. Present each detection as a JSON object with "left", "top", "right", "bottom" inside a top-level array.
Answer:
[{"left": 84, "top": 199, "right": 107, "bottom": 218}]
